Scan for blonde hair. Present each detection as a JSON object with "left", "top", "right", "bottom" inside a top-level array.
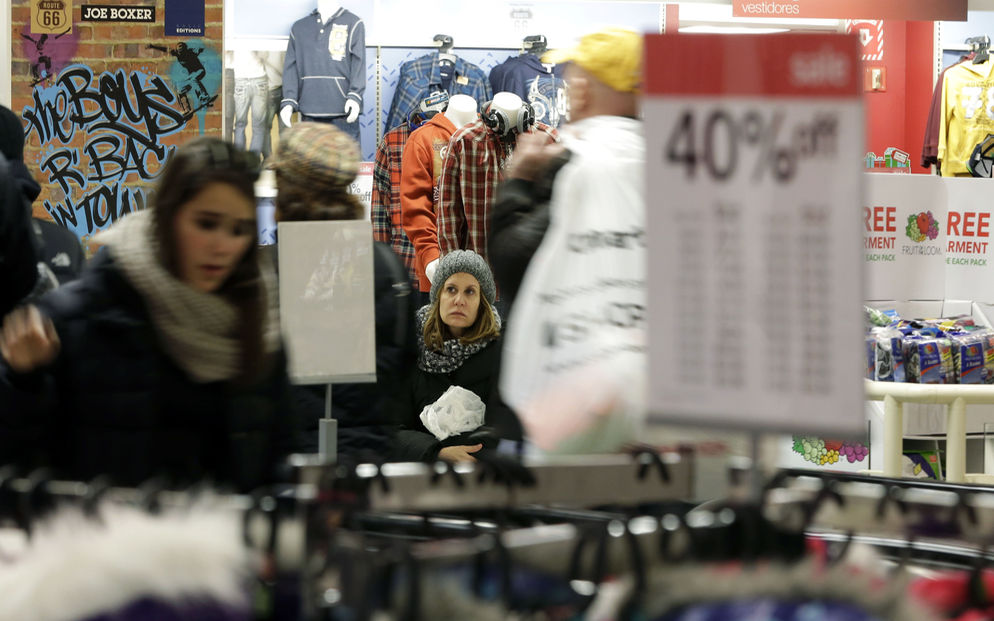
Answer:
[{"left": 423, "top": 294, "right": 500, "bottom": 351}]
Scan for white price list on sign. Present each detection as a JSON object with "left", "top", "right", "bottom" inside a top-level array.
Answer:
[{"left": 646, "top": 34, "right": 865, "bottom": 435}]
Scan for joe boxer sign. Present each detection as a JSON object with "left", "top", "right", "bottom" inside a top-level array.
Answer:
[
  {"left": 733, "top": 0, "right": 966, "bottom": 21},
  {"left": 81, "top": 4, "right": 155, "bottom": 22}
]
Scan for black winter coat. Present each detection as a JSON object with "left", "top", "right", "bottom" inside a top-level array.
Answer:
[
  {"left": 0, "top": 153, "right": 38, "bottom": 317},
  {"left": 391, "top": 338, "right": 521, "bottom": 462},
  {"left": 0, "top": 251, "right": 297, "bottom": 492}
]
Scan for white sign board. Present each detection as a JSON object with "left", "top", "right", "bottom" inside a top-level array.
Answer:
[
  {"left": 277, "top": 221, "right": 376, "bottom": 384},
  {"left": 864, "top": 174, "right": 945, "bottom": 301},
  {"left": 645, "top": 33, "right": 865, "bottom": 435},
  {"left": 944, "top": 177, "right": 994, "bottom": 302}
]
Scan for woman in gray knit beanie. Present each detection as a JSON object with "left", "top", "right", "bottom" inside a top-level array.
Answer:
[{"left": 392, "top": 250, "right": 519, "bottom": 464}]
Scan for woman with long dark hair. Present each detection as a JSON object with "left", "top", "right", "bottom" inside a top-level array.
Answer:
[{"left": 0, "top": 137, "right": 295, "bottom": 491}]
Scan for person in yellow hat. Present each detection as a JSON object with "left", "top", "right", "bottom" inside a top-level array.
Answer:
[{"left": 490, "top": 27, "right": 649, "bottom": 455}]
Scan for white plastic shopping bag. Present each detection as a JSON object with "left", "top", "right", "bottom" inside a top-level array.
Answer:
[
  {"left": 500, "top": 118, "right": 648, "bottom": 454},
  {"left": 419, "top": 385, "right": 486, "bottom": 441}
]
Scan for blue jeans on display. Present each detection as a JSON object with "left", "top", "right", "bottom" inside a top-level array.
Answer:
[
  {"left": 233, "top": 76, "right": 269, "bottom": 154},
  {"left": 301, "top": 114, "right": 361, "bottom": 146},
  {"left": 263, "top": 86, "right": 288, "bottom": 159},
  {"left": 223, "top": 68, "right": 234, "bottom": 143}
]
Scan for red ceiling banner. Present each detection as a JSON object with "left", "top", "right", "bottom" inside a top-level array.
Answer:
[{"left": 732, "top": 0, "right": 967, "bottom": 21}]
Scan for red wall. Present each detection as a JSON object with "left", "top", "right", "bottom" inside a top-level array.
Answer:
[{"left": 862, "top": 20, "right": 935, "bottom": 173}]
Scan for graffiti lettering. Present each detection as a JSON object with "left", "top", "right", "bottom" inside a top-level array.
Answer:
[
  {"left": 23, "top": 63, "right": 187, "bottom": 237},
  {"left": 44, "top": 182, "right": 148, "bottom": 235}
]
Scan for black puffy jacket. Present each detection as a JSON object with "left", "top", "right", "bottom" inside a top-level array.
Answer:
[
  {"left": 0, "top": 251, "right": 297, "bottom": 492},
  {"left": 390, "top": 338, "right": 522, "bottom": 462}
]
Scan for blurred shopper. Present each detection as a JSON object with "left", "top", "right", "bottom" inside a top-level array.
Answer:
[
  {"left": 496, "top": 28, "right": 648, "bottom": 454},
  {"left": 391, "top": 250, "right": 521, "bottom": 463},
  {"left": 269, "top": 122, "right": 417, "bottom": 460},
  {"left": 0, "top": 137, "right": 295, "bottom": 492},
  {"left": 0, "top": 104, "right": 85, "bottom": 296},
  {"left": 0, "top": 151, "right": 37, "bottom": 317}
]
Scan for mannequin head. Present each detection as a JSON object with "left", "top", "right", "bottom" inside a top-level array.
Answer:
[
  {"left": 482, "top": 92, "right": 533, "bottom": 136},
  {"left": 444, "top": 94, "right": 477, "bottom": 129},
  {"left": 316, "top": 0, "right": 339, "bottom": 20}
]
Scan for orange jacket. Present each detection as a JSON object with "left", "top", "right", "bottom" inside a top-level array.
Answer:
[{"left": 400, "top": 113, "right": 458, "bottom": 292}]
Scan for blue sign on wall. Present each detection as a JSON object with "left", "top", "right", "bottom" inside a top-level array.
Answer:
[{"left": 164, "top": 0, "right": 205, "bottom": 37}]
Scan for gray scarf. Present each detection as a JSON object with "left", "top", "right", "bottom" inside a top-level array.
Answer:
[
  {"left": 416, "top": 305, "right": 500, "bottom": 374},
  {"left": 96, "top": 210, "right": 280, "bottom": 382}
]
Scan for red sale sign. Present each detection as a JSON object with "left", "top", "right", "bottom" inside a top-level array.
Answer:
[{"left": 645, "top": 34, "right": 865, "bottom": 435}]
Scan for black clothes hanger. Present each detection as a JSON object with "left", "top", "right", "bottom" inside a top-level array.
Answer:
[
  {"left": 522, "top": 35, "right": 548, "bottom": 56},
  {"left": 967, "top": 35, "right": 990, "bottom": 64},
  {"left": 433, "top": 34, "right": 454, "bottom": 56}
]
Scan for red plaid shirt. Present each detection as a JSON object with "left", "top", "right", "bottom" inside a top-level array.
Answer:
[
  {"left": 437, "top": 121, "right": 557, "bottom": 264},
  {"left": 372, "top": 123, "right": 418, "bottom": 283}
]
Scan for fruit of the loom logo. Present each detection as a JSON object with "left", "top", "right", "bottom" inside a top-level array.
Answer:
[
  {"left": 792, "top": 436, "right": 869, "bottom": 465},
  {"left": 906, "top": 211, "right": 939, "bottom": 242}
]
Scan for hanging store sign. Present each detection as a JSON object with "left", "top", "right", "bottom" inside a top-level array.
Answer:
[
  {"left": 645, "top": 33, "right": 865, "bottom": 435},
  {"left": 732, "top": 0, "right": 966, "bottom": 22}
]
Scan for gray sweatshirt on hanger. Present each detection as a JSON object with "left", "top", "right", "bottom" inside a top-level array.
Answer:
[{"left": 282, "top": 8, "right": 365, "bottom": 117}]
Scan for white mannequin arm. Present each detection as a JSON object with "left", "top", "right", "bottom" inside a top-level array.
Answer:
[
  {"left": 344, "top": 100, "right": 360, "bottom": 123},
  {"left": 280, "top": 105, "right": 294, "bottom": 127}
]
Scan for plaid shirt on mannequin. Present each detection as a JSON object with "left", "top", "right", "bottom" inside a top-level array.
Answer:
[
  {"left": 436, "top": 120, "right": 557, "bottom": 263},
  {"left": 372, "top": 119, "right": 423, "bottom": 284}
]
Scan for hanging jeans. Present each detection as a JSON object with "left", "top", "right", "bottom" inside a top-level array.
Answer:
[
  {"left": 233, "top": 76, "right": 269, "bottom": 155},
  {"left": 263, "top": 86, "right": 288, "bottom": 159}
]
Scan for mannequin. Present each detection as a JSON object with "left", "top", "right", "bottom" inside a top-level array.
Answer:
[
  {"left": 444, "top": 94, "right": 477, "bottom": 129},
  {"left": 280, "top": 1, "right": 361, "bottom": 128},
  {"left": 418, "top": 94, "right": 478, "bottom": 287},
  {"left": 485, "top": 92, "right": 530, "bottom": 136}
]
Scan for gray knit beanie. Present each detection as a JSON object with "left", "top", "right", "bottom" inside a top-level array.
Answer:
[{"left": 430, "top": 250, "right": 497, "bottom": 305}]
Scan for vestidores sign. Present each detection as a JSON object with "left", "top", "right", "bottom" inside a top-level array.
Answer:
[
  {"left": 732, "top": 0, "right": 966, "bottom": 21},
  {"left": 81, "top": 5, "right": 155, "bottom": 21},
  {"left": 645, "top": 33, "right": 865, "bottom": 435}
]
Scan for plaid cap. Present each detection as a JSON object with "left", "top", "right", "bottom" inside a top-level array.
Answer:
[{"left": 269, "top": 122, "right": 360, "bottom": 189}]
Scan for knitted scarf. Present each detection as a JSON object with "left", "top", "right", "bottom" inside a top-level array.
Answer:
[
  {"left": 96, "top": 210, "right": 280, "bottom": 383},
  {"left": 416, "top": 305, "right": 501, "bottom": 374}
]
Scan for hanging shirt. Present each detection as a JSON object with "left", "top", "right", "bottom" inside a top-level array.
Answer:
[
  {"left": 385, "top": 53, "right": 491, "bottom": 135},
  {"left": 371, "top": 114, "right": 429, "bottom": 286},
  {"left": 282, "top": 8, "right": 365, "bottom": 118},
  {"left": 400, "top": 113, "right": 461, "bottom": 292},
  {"left": 922, "top": 54, "right": 972, "bottom": 170},
  {"left": 939, "top": 58, "right": 994, "bottom": 177},
  {"left": 489, "top": 54, "right": 568, "bottom": 128},
  {"left": 436, "top": 120, "right": 558, "bottom": 264}
]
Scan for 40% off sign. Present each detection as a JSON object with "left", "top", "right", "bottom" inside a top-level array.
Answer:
[{"left": 663, "top": 107, "right": 840, "bottom": 184}]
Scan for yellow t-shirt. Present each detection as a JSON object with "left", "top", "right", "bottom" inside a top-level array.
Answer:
[{"left": 939, "top": 59, "right": 994, "bottom": 177}]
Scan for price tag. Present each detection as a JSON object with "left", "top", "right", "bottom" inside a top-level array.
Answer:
[{"left": 645, "top": 34, "right": 865, "bottom": 435}]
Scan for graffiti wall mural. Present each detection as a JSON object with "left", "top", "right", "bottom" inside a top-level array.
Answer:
[{"left": 11, "top": 0, "right": 224, "bottom": 246}]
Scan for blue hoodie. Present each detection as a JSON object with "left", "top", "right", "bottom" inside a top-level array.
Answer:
[{"left": 281, "top": 8, "right": 365, "bottom": 117}]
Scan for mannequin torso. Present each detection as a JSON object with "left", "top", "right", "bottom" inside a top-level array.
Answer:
[
  {"left": 280, "top": 1, "right": 357, "bottom": 127},
  {"left": 444, "top": 94, "right": 477, "bottom": 129}
]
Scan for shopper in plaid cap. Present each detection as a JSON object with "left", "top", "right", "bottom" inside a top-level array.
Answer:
[
  {"left": 269, "top": 121, "right": 363, "bottom": 221},
  {"left": 269, "top": 122, "right": 419, "bottom": 460}
]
